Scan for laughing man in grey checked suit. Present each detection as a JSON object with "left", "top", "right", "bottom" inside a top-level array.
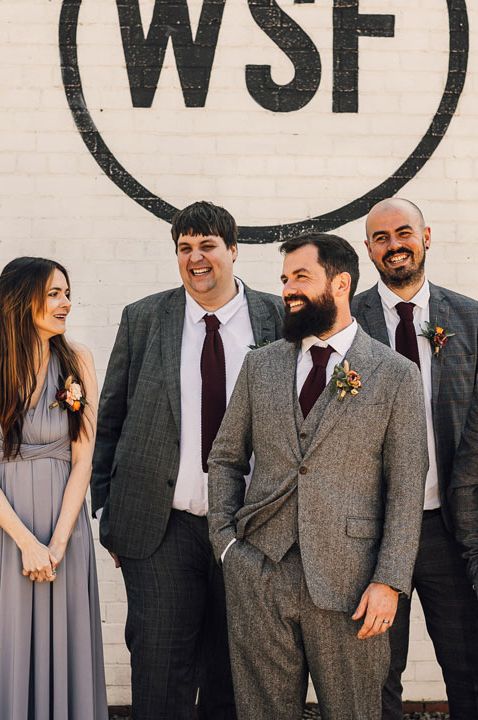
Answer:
[
  {"left": 352, "top": 198, "right": 478, "bottom": 720},
  {"left": 208, "top": 233, "right": 428, "bottom": 720},
  {"left": 91, "top": 202, "right": 283, "bottom": 720}
]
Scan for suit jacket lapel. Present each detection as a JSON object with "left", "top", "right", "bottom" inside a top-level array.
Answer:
[
  {"left": 244, "top": 284, "right": 278, "bottom": 345},
  {"left": 303, "top": 327, "right": 380, "bottom": 456},
  {"left": 428, "top": 282, "right": 449, "bottom": 407},
  {"left": 360, "top": 285, "right": 391, "bottom": 347},
  {"left": 159, "top": 287, "right": 185, "bottom": 434},
  {"left": 271, "top": 341, "right": 302, "bottom": 463}
]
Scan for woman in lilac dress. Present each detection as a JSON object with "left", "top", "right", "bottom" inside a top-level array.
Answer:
[{"left": 0, "top": 257, "right": 108, "bottom": 720}]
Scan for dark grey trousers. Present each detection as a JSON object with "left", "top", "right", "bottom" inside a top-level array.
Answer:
[
  {"left": 223, "top": 541, "right": 389, "bottom": 720},
  {"left": 382, "top": 510, "right": 478, "bottom": 720},
  {"left": 120, "top": 510, "right": 236, "bottom": 720}
]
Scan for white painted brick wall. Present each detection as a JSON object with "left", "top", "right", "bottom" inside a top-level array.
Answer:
[{"left": 2, "top": 0, "right": 477, "bottom": 705}]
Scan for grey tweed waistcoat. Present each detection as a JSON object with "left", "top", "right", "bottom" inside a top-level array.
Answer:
[{"left": 247, "top": 385, "right": 327, "bottom": 563}]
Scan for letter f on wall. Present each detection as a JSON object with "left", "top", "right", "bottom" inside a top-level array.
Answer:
[
  {"left": 116, "top": 0, "right": 226, "bottom": 107},
  {"left": 333, "top": 0, "right": 395, "bottom": 113}
]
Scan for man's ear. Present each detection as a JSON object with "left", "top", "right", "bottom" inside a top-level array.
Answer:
[
  {"left": 423, "top": 227, "right": 431, "bottom": 250},
  {"left": 231, "top": 244, "right": 238, "bottom": 262},
  {"left": 334, "top": 272, "right": 352, "bottom": 299},
  {"left": 364, "top": 238, "right": 373, "bottom": 259}
]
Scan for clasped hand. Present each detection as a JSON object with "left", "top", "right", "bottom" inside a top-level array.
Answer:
[{"left": 21, "top": 536, "right": 62, "bottom": 582}]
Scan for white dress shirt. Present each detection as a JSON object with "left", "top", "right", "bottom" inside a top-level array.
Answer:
[
  {"left": 377, "top": 278, "right": 440, "bottom": 510},
  {"left": 175, "top": 279, "right": 254, "bottom": 516},
  {"left": 297, "top": 319, "right": 358, "bottom": 395}
]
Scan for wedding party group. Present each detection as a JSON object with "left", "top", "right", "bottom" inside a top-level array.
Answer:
[{"left": 2, "top": 197, "right": 478, "bottom": 720}]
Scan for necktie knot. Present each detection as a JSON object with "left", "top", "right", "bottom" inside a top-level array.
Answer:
[
  {"left": 204, "top": 314, "right": 220, "bottom": 333},
  {"left": 395, "top": 302, "right": 415, "bottom": 323},
  {"left": 310, "top": 345, "right": 334, "bottom": 368}
]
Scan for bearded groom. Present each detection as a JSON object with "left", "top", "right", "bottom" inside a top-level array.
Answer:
[{"left": 208, "top": 233, "right": 429, "bottom": 720}]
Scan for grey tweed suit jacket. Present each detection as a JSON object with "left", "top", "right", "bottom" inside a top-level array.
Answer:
[
  {"left": 91, "top": 284, "right": 284, "bottom": 559},
  {"left": 208, "top": 326, "right": 428, "bottom": 611},
  {"left": 352, "top": 283, "right": 478, "bottom": 532}
]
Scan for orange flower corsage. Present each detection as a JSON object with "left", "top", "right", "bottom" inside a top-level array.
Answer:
[
  {"left": 419, "top": 321, "right": 455, "bottom": 356},
  {"left": 49, "top": 376, "right": 86, "bottom": 413},
  {"left": 332, "top": 360, "right": 362, "bottom": 401}
]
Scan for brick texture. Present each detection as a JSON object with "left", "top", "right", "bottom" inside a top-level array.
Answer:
[{"left": 1, "top": 0, "right": 477, "bottom": 705}]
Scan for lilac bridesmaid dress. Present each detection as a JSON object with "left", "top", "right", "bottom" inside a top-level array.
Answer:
[{"left": 0, "top": 353, "right": 108, "bottom": 720}]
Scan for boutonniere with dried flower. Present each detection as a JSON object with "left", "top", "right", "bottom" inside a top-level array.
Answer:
[
  {"left": 419, "top": 322, "right": 455, "bottom": 356},
  {"left": 49, "top": 376, "right": 86, "bottom": 413},
  {"left": 332, "top": 360, "right": 362, "bottom": 400},
  {"left": 248, "top": 340, "right": 272, "bottom": 350}
]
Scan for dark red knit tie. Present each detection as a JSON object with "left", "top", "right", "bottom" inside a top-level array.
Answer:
[
  {"left": 201, "top": 314, "right": 226, "bottom": 472},
  {"left": 299, "top": 345, "right": 334, "bottom": 419},
  {"left": 395, "top": 302, "right": 420, "bottom": 369}
]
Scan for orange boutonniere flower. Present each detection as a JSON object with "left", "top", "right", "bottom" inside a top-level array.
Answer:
[
  {"left": 332, "top": 360, "right": 362, "bottom": 401},
  {"left": 419, "top": 321, "right": 455, "bottom": 356}
]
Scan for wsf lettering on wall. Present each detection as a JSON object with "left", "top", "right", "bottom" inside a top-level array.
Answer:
[{"left": 60, "top": 0, "right": 469, "bottom": 241}]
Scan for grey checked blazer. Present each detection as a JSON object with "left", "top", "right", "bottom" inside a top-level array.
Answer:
[
  {"left": 91, "top": 284, "right": 284, "bottom": 559},
  {"left": 449, "top": 392, "right": 478, "bottom": 592},
  {"left": 208, "top": 326, "right": 428, "bottom": 611},
  {"left": 352, "top": 283, "right": 478, "bottom": 532}
]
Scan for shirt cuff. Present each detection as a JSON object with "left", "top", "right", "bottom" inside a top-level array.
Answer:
[{"left": 221, "top": 538, "right": 236, "bottom": 563}]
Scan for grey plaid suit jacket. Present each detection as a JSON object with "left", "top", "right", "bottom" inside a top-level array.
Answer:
[
  {"left": 352, "top": 282, "right": 478, "bottom": 532},
  {"left": 208, "top": 326, "right": 428, "bottom": 611},
  {"left": 449, "top": 391, "right": 478, "bottom": 591},
  {"left": 91, "top": 284, "right": 284, "bottom": 559}
]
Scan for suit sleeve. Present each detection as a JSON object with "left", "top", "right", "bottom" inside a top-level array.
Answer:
[
  {"left": 371, "top": 363, "right": 428, "bottom": 595},
  {"left": 449, "top": 380, "right": 478, "bottom": 594},
  {"left": 90, "top": 306, "right": 131, "bottom": 516},
  {"left": 208, "top": 352, "right": 253, "bottom": 562}
]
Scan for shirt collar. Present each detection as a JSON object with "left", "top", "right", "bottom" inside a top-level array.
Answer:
[
  {"left": 377, "top": 277, "right": 430, "bottom": 310},
  {"left": 301, "top": 319, "right": 358, "bottom": 358},
  {"left": 185, "top": 278, "right": 246, "bottom": 326}
]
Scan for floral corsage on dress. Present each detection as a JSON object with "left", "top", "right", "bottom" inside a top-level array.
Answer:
[{"left": 50, "top": 376, "right": 86, "bottom": 413}]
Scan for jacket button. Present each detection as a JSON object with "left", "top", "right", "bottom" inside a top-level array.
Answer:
[
  {"left": 299, "top": 466, "right": 308, "bottom": 475},
  {"left": 299, "top": 432, "right": 307, "bottom": 439},
  {"left": 167, "top": 479, "right": 174, "bottom": 487}
]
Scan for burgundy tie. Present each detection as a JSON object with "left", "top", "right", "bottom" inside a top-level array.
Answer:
[
  {"left": 395, "top": 302, "right": 420, "bottom": 370},
  {"left": 201, "top": 314, "right": 226, "bottom": 472},
  {"left": 299, "top": 345, "right": 334, "bottom": 419}
]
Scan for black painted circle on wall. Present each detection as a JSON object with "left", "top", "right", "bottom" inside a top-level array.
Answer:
[{"left": 59, "top": 0, "right": 469, "bottom": 243}]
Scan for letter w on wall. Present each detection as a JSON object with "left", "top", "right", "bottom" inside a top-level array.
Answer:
[{"left": 116, "top": 0, "right": 226, "bottom": 107}]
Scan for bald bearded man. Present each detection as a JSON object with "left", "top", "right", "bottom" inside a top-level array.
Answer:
[{"left": 352, "top": 198, "right": 478, "bottom": 720}]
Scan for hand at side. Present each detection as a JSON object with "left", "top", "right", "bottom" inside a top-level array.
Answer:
[{"left": 352, "top": 582, "right": 399, "bottom": 639}]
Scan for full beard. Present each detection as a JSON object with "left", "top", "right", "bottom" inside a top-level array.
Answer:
[
  {"left": 378, "top": 244, "right": 426, "bottom": 289},
  {"left": 283, "top": 291, "right": 337, "bottom": 344}
]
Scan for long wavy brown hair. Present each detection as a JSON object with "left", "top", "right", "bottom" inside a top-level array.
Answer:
[{"left": 0, "top": 257, "right": 87, "bottom": 460}]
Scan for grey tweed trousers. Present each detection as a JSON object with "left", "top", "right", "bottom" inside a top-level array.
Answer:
[{"left": 223, "top": 541, "right": 389, "bottom": 720}]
